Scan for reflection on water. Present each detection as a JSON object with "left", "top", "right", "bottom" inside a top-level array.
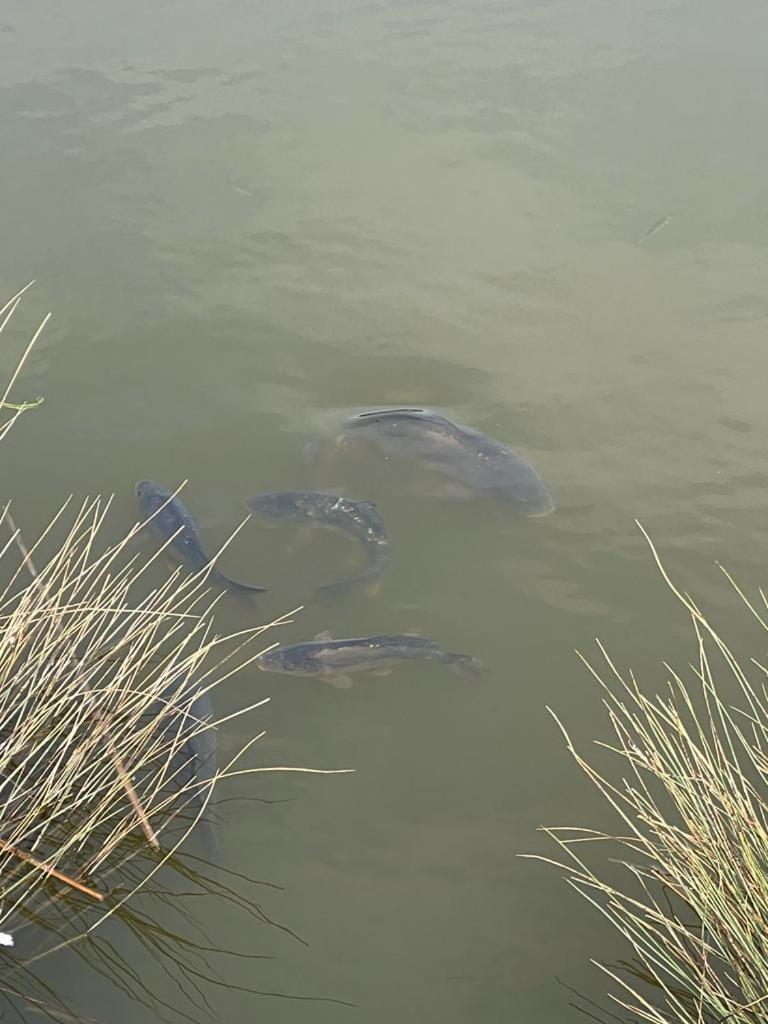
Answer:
[
  {"left": 2, "top": 0, "right": 768, "bottom": 1019},
  {"left": 6, "top": 836, "right": 352, "bottom": 1023}
]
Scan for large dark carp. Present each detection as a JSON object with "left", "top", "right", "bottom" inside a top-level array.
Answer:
[{"left": 342, "top": 408, "right": 554, "bottom": 516}]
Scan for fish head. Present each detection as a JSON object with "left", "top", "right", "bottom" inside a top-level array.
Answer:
[
  {"left": 255, "top": 645, "right": 294, "bottom": 673},
  {"left": 135, "top": 479, "right": 173, "bottom": 516},
  {"left": 524, "top": 490, "right": 556, "bottom": 517},
  {"left": 499, "top": 473, "right": 556, "bottom": 517}
]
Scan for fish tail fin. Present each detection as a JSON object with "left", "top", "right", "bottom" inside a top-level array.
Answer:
[
  {"left": 197, "top": 817, "right": 222, "bottom": 866},
  {"left": 317, "top": 560, "right": 386, "bottom": 600},
  {"left": 215, "top": 571, "right": 267, "bottom": 596},
  {"left": 316, "top": 577, "right": 384, "bottom": 600},
  {"left": 316, "top": 570, "right": 376, "bottom": 599},
  {"left": 316, "top": 579, "right": 356, "bottom": 600},
  {"left": 186, "top": 797, "right": 222, "bottom": 865}
]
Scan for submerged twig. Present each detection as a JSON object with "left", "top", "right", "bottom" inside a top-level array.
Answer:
[{"left": 0, "top": 840, "right": 103, "bottom": 902}]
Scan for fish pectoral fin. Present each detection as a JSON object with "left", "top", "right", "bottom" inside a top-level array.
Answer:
[
  {"left": 369, "top": 667, "right": 393, "bottom": 676},
  {"left": 324, "top": 672, "right": 354, "bottom": 689},
  {"left": 313, "top": 630, "right": 333, "bottom": 641},
  {"left": 124, "top": 526, "right": 154, "bottom": 549},
  {"left": 293, "top": 524, "right": 318, "bottom": 545},
  {"left": 428, "top": 480, "right": 476, "bottom": 501}
]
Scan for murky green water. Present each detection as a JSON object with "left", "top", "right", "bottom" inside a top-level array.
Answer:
[{"left": 2, "top": 0, "right": 768, "bottom": 1019}]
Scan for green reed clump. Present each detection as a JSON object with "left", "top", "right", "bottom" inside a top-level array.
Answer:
[{"left": 535, "top": 527, "right": 768, "bottom": 1024}]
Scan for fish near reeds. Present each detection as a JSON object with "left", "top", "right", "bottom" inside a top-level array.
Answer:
[
  {"left": 136, "top": 480, "right": 266, "bottom": 596},
  {"left": 149, "top": 673, "right": 220, "bottom": 863}
]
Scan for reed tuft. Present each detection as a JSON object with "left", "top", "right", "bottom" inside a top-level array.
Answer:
[
  {"left": 0, "top": 287, "right": 349, "bottom": 1021},
  {"left": 533, "top": 526, "right": 768, "bottom": 1024}
]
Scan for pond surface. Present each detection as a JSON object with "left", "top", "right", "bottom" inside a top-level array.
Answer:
[{"left": 2, "top": 1, "right": 768, "bottom": 1020}]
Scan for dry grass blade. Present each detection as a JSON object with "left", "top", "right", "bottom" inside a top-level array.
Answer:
[
  {"left": 0, "top": 494, "right": 283, "bottom": 924},
  {"left": 3, "top": 506, "right": 161, "bottom": 854},
  {"left": 0, "top": 281, "right": 46, "bottom": 441},
  {"left": 530, "top": 525, "right": 768, "bottom": 1024}
]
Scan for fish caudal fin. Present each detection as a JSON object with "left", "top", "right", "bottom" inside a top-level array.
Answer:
[
  {"left": 316, "top": 566, "right": 385, "bottom": 599},
  {"left": 316, "top": 578, "right": 357, "bottom": 600},
  {"left": 197, "top": 817, "right": 222, "bottom": 866},
  {"left": 214, "top": 571, "right": 267, "bottom": 596}
]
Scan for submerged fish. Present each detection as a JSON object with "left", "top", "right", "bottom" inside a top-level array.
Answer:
[
  {"left": 245, "top": 490, "right": 391, "bottom": 593},
  {"left": 341, "top": 408, "right": 554, "bottom": 516},
  {"left": 637, "top": 213, "right": 673, "bottom": 244},
  {"left": 136, "top": 480, "right": 266, "bottom": 595},
  {"left": 152, "top": 674, "right": 219, "bottom": 862},
  {"left": 256, "top": 631, "right": 482, "bottom": 688}
]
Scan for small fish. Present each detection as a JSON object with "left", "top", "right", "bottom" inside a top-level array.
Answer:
[
  {"left": 342, "top": 408, "right": 554, "bottom": 516},
  {"left": 256, "top": 631, "right": 482, "bottom": 688},
  {"left": 136, "top": 480, "right": 266, "bottom": 595},
  {"left": 637, "top": 213, "right": 673, "bottom": 244},
  {"left": 245, "top": 490, "right": 391, "bottom": 593}
]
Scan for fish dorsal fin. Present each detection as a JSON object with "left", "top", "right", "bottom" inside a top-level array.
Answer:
[
  {"left": 358, "top": 408, "right": 425, "bottom": 418},
  {"left": 352, "top": 499, "right": 378, "bottom": 514},
  {"left": 314, "top": 630, "right": 333, "bottom": 641},
  {"left": 367, "top": 633, "right": 433, "bottom": 646}
]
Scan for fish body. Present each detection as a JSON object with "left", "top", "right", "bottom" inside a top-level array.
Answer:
[
  {"left": 152, "top": 675, "right": 219, "bottom": 862},
  {"left": 245, "top": 490, "right": 390, "bottom": 592},
  {"left": 135, "top": 480, "right": 266, "bottom": 595},
  {"left": 341, "top": 408, "right": 554, "bottom": 516},
  {"left": 158, "top": 685, "right": 216, "bottom": 798},
  {"left": 256, "top": 632, "right": 482, "bottom": 687}
]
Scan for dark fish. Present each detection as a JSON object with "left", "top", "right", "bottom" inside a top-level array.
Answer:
[
  {"left": 136, "top": 480, "right": 266, "bottom": 595},
  {"left": 342, "top": 408, "right": 554, "bottom": 516},
  {"left": 152, "top": 674, "right": 220, "bottom": 863},
  {"left": 245, "top": 490, "right": 391, "bottom": 593},
  {"left": 256, "top": 631, "right": 482, "bottom": 688}
]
